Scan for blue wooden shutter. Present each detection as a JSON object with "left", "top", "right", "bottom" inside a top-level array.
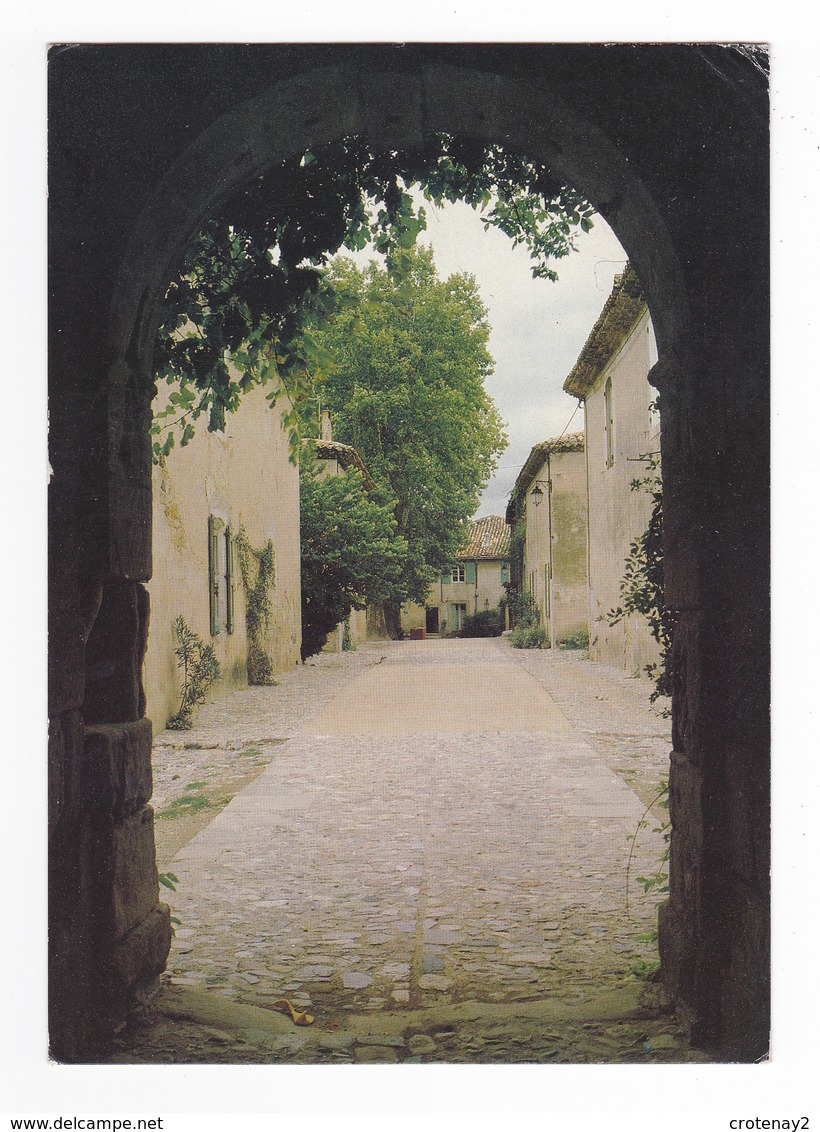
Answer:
[{"left": 465, "top": 561, "right": 476, "bottom": 585}]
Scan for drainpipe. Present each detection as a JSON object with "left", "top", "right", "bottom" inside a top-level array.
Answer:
[{"left": 546, "top": 452, "right": 556, "bottom": 651}]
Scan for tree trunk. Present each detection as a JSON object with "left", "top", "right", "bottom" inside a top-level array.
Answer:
[{"left": 383, "top": 602, "right": 403, "bottom": 639}]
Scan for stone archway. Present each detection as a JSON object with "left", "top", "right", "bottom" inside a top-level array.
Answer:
[{"left": 48, "top": 43, "right": 769, "bottom": 1061}]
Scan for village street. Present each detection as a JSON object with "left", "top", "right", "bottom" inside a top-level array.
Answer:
[{"left": 115, "top": 637, "right": 705, "bottom": 1064}]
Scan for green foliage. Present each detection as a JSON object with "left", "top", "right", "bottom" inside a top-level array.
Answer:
[
  {"left": 300, "top": 454, "right": 408, "bottom": 659},
  {"left": 158, "top": 872, "right": 182, "bottom": 928},
  {"left": 153, "top": 134, "right": 594, "bottom": 458},
  {"left": 510, "top": 623, "right": 548, "bottom": 649},
  {"left": 630, "top": 956, "right": 661, "bottom": 980},
  {"left": 607, "top": 440, "right": 675, "bottom": 702},
  {"left": 166, "top": 616, "right": 221, "bottom": 730},
  {"left": 507, "top": 517, "right": 526, "bottom": 592},
  {"left": 341, "top": 618, "right": 357, "bottom": 652},
  {"left": 626, "top": 778, "right": 670, "bottom": 918},
  {"left": 234, "top": 528, "right": 278, "bottom": 685},
  {"left": 504, "top": 589, "right": 541, "bottom": 630},
  {"left": 459, "top": 608, "right": 505, "bottom": 637},
  {"left": 558, "top": 628, "right": 589, "bottom": 650},
  {"left": 156, "top": 793, "right": 214, "bottom": 820},
  {"left": 303, "top": 248, "right": 508, "bottom": 611}
]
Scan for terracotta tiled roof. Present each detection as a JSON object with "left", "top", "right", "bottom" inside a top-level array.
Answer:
[
  {"left": 313, "top": 439, "right": 376, "bottom": 490},
  {"left": 563, "top": 263, "right": 647, "bottom": 399},
  {"left": 505, "top": 432, "right": 585, "bottom": 523},
  {"left": 457, "top": 514, "right": 510, "bottom": 560}
]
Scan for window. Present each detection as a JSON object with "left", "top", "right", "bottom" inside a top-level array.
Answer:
[
  {"left": 451, "top": 603, "right": 467, "bottom": 631},
  {"left": 208, "top": 516, "right": 235, "bottom": 635},
  {"left": 451, "top": 564, "right": 466, "bottom": 583},
  {"left": 604, "top": 376, "right": 615, "bottom": 468}
]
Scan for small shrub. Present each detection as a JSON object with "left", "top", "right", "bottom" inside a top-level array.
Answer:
[
  {"left": 626, "top": 777, "right": 670, "bottom": 917},
  {"left": 460, "top": 609, "right": 504, "bottom": 637},
  {"left": 510, "top": 624, "right": 548, "bottom": 649},
  {"left": 342, "top": 618, "right": 357, "bottom": 651},
  {"left": 167, "top": 616, "right": 221, "bottom": 730},
  {"left": 504, "top": 590, "right": 540, "bottom": 630},
  {"left": 558, "top": 628, "right": 589, "bottom": 650}
]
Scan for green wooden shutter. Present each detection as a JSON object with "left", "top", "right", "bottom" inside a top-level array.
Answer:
[
  {"left": 501, "top": 561, "right": 510, "bottom": 584},
  {"left": 225, "top": 526, "right": 235, "bottom": 634},
  {"left": 208, "top": 515, "right": 221, "bottom": 635},
  {"left": 465, "top": 561, "right": 476, "bottom": 585},
  {"left": 441, "top": 569, "right": 450, "bottom": 585}
]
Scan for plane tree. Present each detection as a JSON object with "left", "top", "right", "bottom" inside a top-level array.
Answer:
[{"left": 304, "top": 247, "right": 507, "bottom": 635}]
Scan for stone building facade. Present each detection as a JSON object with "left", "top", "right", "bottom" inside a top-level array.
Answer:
[
  {"left": 406, "top": 514, "right": 510, "bottom": 635},
  {"left": 145, "top": 383, "right": 302, "bottom": 733},
  {"left": 564, "top": 266, "right": 660, "bottom": 674},
  {"left": 506, "top": 434, "right": 588, "bottom": 647}
]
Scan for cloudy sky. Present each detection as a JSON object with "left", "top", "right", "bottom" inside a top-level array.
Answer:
[{"left": 350, "top": 195, "right": 628, "bottom": 519}]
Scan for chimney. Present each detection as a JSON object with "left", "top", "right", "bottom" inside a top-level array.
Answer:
[{"left": 321, "top": 411, "right": 332, "bottom": 442}]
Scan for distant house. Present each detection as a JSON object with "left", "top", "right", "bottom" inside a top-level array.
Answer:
[
  {"left": 402, "top": 514, "right": 510, "bottom": 636},
  {"left": 144, "top": 383, "right": 301, "bottom": 733},
  {"left": 505, "top": 433, "right": 588, "bottom": 647},
  {"left": 563, "top": 263, "right": 661, "bottom": 673},
  {"left": 312, "top": 411, "right": 376, "bottom": 651}
]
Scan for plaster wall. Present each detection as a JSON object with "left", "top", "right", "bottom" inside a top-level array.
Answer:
[
  {"left": 400, "top": 601, "right": 428, "bottom": 633},
  {"left": 522, "top": 450, "right": 588, "bottom": 644},
  {"left": 585, "top": 310, "right": 660, "bottom": 672},
  {"left": 322, "top": 607, "right": 369, "bottom": 652},
  {"left": 349, "top": 607, "right": 369, "bottom": 646},
  {"left": 146, "top": 382, "right": 301, "bottom": 732},
  {"left": 474, "top": 559, "right": 509, "bottom": 614}
]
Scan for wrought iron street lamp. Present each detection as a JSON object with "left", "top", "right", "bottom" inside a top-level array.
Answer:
[{"left": 529, "top": 480, "right": 550, "bottom": 506}]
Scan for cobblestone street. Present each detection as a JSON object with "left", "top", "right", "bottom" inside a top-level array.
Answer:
[{"left": 115, "top": 638, "right": 702, "bottom": 1064}]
